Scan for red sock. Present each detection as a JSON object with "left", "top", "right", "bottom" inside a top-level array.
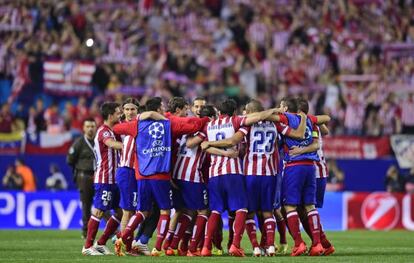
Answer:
[
  {"left": 264, "top": 217, "right": 276, "bottom": 247},
  {"left": 163, "top": 230, "right": 174, "bottom": 250},
  {"left": 180, "top": 230, "right": 192, "bottom": 252},
  {"left": 84, "top": 216, "right": 100, "bottom": 248},
  {"left": 189, "top": 215, "right": 208, "bottom": 252},
  {"left": 97, "top": 215, "right": 120, "bottom": 245},
  {"left": 276, "top": 217, "right": 287, "bottom": 244},
  {"left": 155, "top": 214, "right": 170, "bottom": 251},
  {"left": 319, "top": 222, "right": 332, "bottom": 248},
  {"left": 232, "top": 209, "right": 247, "bottom": 248},
  {"left": 122, "top": 211, "right": 145, "bottom": 243},
  {"left": 227, "top": 216, "right": 234, "bottom": 249},
  {"left": 286, "top": 211, "right": 304, "bottom": 247},
  {"left": 307, "top": 210, "right": 321, "bottom": 245},
  {"left": 245, "top": 219, "right": 259, "bottom": 248},
  {"left": 170, "top": 214, "right": 192, "bottom": 249},
  {"left": 203, "top": 212, "right": 221, "bottom": 250}
]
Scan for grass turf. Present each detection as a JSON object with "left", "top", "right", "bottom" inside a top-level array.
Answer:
[{"left": 1, "top": 230, "right": 413, "bottom": 262}]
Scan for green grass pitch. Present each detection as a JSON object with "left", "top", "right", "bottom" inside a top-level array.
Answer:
[{"left": 1, "top": 230, "right": 413, "bottom": 262}]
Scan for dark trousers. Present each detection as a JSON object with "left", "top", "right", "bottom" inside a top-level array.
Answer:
[{"left": 75, "top": 170, "right": 94, "bottom": 237}]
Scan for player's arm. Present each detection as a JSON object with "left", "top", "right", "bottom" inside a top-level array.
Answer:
[
  {"left": 287, "top": 112, "right": 307, "bottom": 139},
  {"left": 104, "top": 138, "right": 123, "bottom": 150},
  {"left": 206, "top": 147, "right": 239, "bottom": 158},
  {"left": 113, "top": 120, "right": 138, "bottom": 137},
  {"left": 319, "top": 124, "right": 329, "bottom": 135},
  {"left": 243, "top": 108, "right": 283, "bottom": 126},
  {"left": 139, "top": 111, "right": 167, "bottom": 121},
  {"left": 315, "top": 115, "right": 331, "bottom": 124},
  {"left": 201, "top": 131, "right": 245, "bottom": 150},
  {"left": 186, "top": 135, "right": 204, "bottom": 148},
  {"left": 289, "top": 139, "right": 320, "bottom": 156},
  {"left": 172, "top": 117, "right": 209, "bottom": 136}
]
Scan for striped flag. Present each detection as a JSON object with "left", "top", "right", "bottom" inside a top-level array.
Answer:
[{"left": 43, "top": 60, "right": 95, "bottom": 96}]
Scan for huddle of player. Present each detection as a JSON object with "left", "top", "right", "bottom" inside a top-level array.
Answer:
[{"left": 80, "top": 95, "right": 335, "bottom": 257}]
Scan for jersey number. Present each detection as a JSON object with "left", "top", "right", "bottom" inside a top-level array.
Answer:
[{"left": 252, "top": 130, "right": 276, "bottom": 153}]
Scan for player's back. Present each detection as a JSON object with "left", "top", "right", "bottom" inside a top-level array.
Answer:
[
  {"left": 173, "top": 134, "right": 205, "bottom": 183},
  {"left": 94, "top": 124, "right": 117, "bottom": 184},
  {"left": 206, "top": 115, "right": 246, "bottom": 177},
  {"left": 244, "top": 121, "right": 280, "bottom": 176},
  {"left": 282, "top": 114, "right": 319, "bottom": 163}
]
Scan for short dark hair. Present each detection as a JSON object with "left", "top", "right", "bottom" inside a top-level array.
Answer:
[
  {"left": 122, "top": 97, "right": 140, "bottom": 108},
  {"left": 192, "top": 97, "right": 206, "bottom": 105},
  {"left": 83, "top": 117, "right": 96, "bottom": 125},
  {"left": 137, "top": 105, "right": 146, "bottom": 113},
  {"left": 145, "top": 97, "right": 162, "bottom": 112},
  {"left": 100, "top": 102, "right": 120, "bottom": 120},
  {"left": 199, "top": 105, "right": 216, "bottom": 118},
  {"left": 296, "top": 97, "right": 309, "bottom": 114},
  {"left": 282, "top": 97, "right": 298, "bottom": 113},
  {"left": 217, "top": 99, "right": 237, "bottom": 116},
  {"left": 246, "top": 99, "right": 264, "bottom": 113},
  {"left": 167, "top": 97, "right": 188, "bottom": 113}
]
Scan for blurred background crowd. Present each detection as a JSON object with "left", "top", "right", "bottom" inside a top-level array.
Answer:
[{"left": 1, "top": 0, "right": 414, "bottom": 137}]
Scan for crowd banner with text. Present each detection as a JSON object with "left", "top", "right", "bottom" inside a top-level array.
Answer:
[{"left": 323, "top": 136, "right": 391, "bottom": 159}]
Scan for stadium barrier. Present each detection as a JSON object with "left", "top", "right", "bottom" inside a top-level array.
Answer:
[
  {"left": 0, "top": 155, "right": 397, "bottom": 192},
  {"left": 0, "top": 191, "right": 412, "bottom": 231}
]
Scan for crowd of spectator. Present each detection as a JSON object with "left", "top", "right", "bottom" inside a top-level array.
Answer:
[{"left": 1, "top": 0, "right": 414, "bottom": 136}]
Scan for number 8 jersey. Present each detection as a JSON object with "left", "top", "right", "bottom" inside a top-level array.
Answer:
[
  {"left": 243, "top": 121, "right": 292, "bottom": 176},
  {"left": 198, "top": 115, "right": 248, "bottom": 178}
]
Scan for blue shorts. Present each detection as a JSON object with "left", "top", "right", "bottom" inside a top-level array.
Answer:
[
  {"left": 208, "top": 174, "right": 247, "bottom": 213},
  {"left": 116, "top": 167, "right": 137, "bottom": 211},
  {"left": 246, "top": 175, "right": 276, "bottom": 212},
  {"left": 137, "top": 179, "right": 172, "bottom": 211},
  {"left": 173, "top": 180, "right": 208, "bottom": 210},
  {"left": 281, "top": 165, "right": 316, "bottom": 206},
  {"left": 274, "top": 173, "right": 283, "bottom": 209},
  {"left": 93, "top": 183, "right": 120, "bottom": 211},
  {"left": 316, "top": 177, "right": 327, "bottom": 208}
]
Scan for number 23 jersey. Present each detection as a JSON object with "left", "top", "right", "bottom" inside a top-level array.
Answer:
[{"left": 243, "top": 121, "right": 292, "bottom": 176}]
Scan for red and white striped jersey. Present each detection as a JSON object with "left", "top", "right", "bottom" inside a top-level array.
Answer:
[
  {"left": 173, "top": 135, "right": 205, "bottom": 183},
  {"left": 94, "top": 124, "right": 118, "bottom": 184},
  {"left": 198, "top": 115, "right": 248, "bottom": 178},
  {"left": 243, "top": 121, "right": 291, "bottom": 176},
  {"left": 119, "top": 135, "right": 135, "bottom": 168},
  {"left": 314, "top": 126, "right": 328, "bottom": 178}
]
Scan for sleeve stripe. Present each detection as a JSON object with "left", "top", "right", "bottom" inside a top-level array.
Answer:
[{"left": 281, "top": 126, "right": 289, "bottom": 135}]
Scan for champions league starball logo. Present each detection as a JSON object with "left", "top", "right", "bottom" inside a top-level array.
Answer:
[{"left": 149, "top": 122, "right": 165, "bottom": 139}]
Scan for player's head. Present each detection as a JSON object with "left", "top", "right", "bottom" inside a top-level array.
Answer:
[
  {"left": 15, "top": 158, "right": 24, "bottom": 166},
  {"left": 217, "top": 99, "right": 237, "bottom": 116},
  {"left": 280, "top": 97, "right": 298, "bottom": 113},
  {"left": 100, "top": 102, "right": 121, "bottom": 124},
  {"left": 167, "top": 97, "right": 189, "bottom": 117},
  {"left": 191, "top": 97, "right": 206, "bottom": 117},
  {"left": 122, "top": 97, "right": 139, "bottom": 121},
  {"left": 245, "top": 99, "right": 264, "bottom": 114},
  {"left": 146, "top": 97, "right": 164, "bottom": 114},
  {"left": 199, "top": 105, "right": 217, "bottom": 118},
  {"left": 83, "top": 117, "right": 97, "bottom": 139},
  {"left": 296, "top": 97, "right": 309, "bottom": 114}
]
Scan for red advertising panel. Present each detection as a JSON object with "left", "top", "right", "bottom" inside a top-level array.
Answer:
[
  {"left": 346, "top": 192, "right": 414, "bottom": 230},
  {"left": 323, "top": 136, "right": 391, "bottom": 159}
]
